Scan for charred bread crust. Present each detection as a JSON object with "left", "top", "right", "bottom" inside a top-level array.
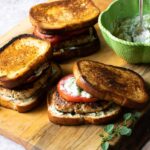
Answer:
[
  {"left": 0, "top": 34, "right": 52, "bottom": 89},
  {"left": 0, "top": 63, "right": 62, "bottom": 113},
  {"left": 0, "top": 34, "right": 47, "bottom": 49},
  {"left": 47, "top": 89, "right": 121, "bottom": 125},
  {"left": 29, "top": 0, "right": 100, "bottom": 32},
  {"left": 73, "top": 60, "right": 149, "bottom": 109},
  {"left": 0, "top": 34, "right": 50, "bottom": 54}
]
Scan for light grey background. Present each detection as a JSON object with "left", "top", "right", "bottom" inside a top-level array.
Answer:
[
  {"left": 0, "top": 0, "right": 45, "bottom": 35},
  {"left": 0, "top": 0, "right": 150, "bottom": 150}
]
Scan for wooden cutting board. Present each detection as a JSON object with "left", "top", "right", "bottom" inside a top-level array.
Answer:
[{"left": 0, "top": 0, "right": 150, "bottom": 150}]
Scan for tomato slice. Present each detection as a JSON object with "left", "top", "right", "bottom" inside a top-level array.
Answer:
[
  {"left": 34, "top": 28, "right": 61, "bottom": 45},
  {"left": 57, "top": 74, "right": 98, "bottom": 102},
  {"left": 34, "top": 28, "right": 88, "bottom": 46}
]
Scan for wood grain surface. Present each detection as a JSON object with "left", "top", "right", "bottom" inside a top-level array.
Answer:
[{"left": 0, "top": 0, "right": 150, "bottom": 150}]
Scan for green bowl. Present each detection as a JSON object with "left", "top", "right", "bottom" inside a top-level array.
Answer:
[{"left": 98, "top": 0, "right": 150, "bottom": 64}]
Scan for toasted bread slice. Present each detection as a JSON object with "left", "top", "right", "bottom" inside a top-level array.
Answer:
[
  {"left": 0, "top": 63, "right": 62, "bottom": 113},
  {"left": 0, "top": 34, "right": 52, "bottom": 89},
  {"left": 73, "top": 60, "right": 149, "bottom": 108},
  {"left": 29, "top": 0, "right": 100, "bottom": 32},
  {"left": 47, "top": 89, "right": 121, "bottom": 125}
]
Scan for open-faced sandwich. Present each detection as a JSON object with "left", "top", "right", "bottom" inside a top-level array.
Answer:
[
  {"left": 47, "top": 60, "right": 149, "bottom": 125},
  {"left": 29, "top": 0, "right": 100, "bottom": 61}
]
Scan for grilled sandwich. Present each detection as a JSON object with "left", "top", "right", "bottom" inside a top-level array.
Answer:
[
  {"left": 0, "top": 63, "right": 61, "bottom": 113},
  {"left": 73, "top": 60, "right": 149, "bottom": 108},
  {"left": 0, "top": 34, "right": 52, "bottom": 89},
  {"left": 29, "top": 0, "right": 100, "bottom": 61},
  {"left": 47, "top": 60, "right": 149, "bottom": 125},
  {"left": 0, "top": 34, "right": 62, "bottom": 112}
]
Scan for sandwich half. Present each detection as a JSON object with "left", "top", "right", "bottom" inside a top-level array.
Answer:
[
  {"left": 47, "top": 60, "right": 149, "bottom": 125},
  {"left": 0, "top": 63, "right": 62, "bottom": 113},
  {"left": 48, "top": 89, "right": 121, "bottom": 125},
  {"left": 0, "top": 34, "right": 62, "bottom": 112},
  {"left": 73, "top": 60, "right": 149, "bottom": 108},
  {"left": 0, "top": 34, "right": 52, "bottom": 89},
  {"left": 29, "top": 0, "right": 100, "bottom": 61}
]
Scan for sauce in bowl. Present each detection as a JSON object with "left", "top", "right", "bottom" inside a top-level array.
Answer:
[{"left": 113, "top": 14, "right": 150, "bottom": 44}]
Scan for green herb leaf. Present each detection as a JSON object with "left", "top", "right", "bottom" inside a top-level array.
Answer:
[
  {"left": 100, "top": 112, "right": 139, "bottom": 150},
  {"left": 119, "top": 126, "right": 132, "bottom": 136},
  {"left": 134, "top": 112, "right": 141, "bottom": 119},
  {"left": 101, "top": 142, "right": 109, "bottom": 150},
  {"left": 123, "top": 113, "right": 132, "bottom": 121},
  {"left": 106, "top": 134, "right": 114, "bottom": 141},
  {"left": 104, "top": 124, "right": 114, "bottom": 134}
]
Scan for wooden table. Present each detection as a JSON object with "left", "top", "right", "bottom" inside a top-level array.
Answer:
[{"left": 0, "top": 0, "right": 150, "bottom": 150}]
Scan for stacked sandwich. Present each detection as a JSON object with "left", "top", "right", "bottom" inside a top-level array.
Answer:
[
  {"left": 0, "top": 34, "right": 61, "bottom": 112},
  {"left": 47, "top": 60, "right": 149, "bottom": 125},
  {"left": 29, "top": 0, "right": 100, "bottom": 61}
]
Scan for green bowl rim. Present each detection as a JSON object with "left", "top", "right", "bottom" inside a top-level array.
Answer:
[{"left": 98, "top": 0, "right": 150, "bottom": 47}]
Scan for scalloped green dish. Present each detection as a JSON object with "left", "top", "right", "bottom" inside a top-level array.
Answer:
[{"left": 98, "top": 0, "right": 150, "bottom": 63}]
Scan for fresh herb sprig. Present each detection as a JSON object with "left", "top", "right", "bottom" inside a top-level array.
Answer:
[{"left": 100, "top": 112, "right": 141, "bottom": 150}]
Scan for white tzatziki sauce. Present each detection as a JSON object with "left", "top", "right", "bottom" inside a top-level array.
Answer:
[
  {"left": 114, "top": 14, "right": 150, "bottom": 43},
  {"left": 60, "top": 77, "right": 92, "bottom": 98}
]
